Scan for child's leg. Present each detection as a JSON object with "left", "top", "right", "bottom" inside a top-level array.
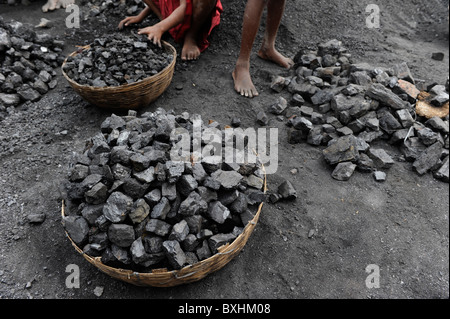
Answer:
[
  {"left": 182, "top": 0, "right": 217, "bottom": 61},
  {"left": 257, "top": 0, "right": 293, "bottom": 68},
  {"left": 232, "top": 0, "right": 266, "bottom": 98}
]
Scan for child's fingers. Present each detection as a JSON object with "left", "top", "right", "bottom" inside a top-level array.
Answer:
[{"left": 119, "top": 17, "right": 135, "bottom": 29}]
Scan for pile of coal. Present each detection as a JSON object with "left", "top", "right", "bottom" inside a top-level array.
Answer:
[
  {"left": 62, "top": 109, "right": 266, "bottom": 272},
  {"left": 79, "top": 0, "right": 147, "bottom": 18},
  {"left": 0, "top": 16, "right": 64, "bottom": 115},
  {"left": 267, "top": 39, "right": 449, "bottom": 183},
  {"left": 62, "top": 33, "right": 173, "bottom": 87}
]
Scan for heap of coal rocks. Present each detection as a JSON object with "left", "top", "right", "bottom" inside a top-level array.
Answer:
[
  {"left": 62, "top": 33, "right": 173, "bottom": 87},
  {"left": 79, "top": 0, "right": 147, "bottom": 18},
  {"left": 0, "top": 17, "right": 64, "bottom": 115},
  {"left": 267, "top": 39, "right": 449, "bottom": 183},
  {"left": 62, "top": 109, "right": 266, "bottom": 271}
]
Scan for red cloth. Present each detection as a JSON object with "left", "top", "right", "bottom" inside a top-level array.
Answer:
[{"left": 151, "top": 0, "right": 222, "bottom": 52}]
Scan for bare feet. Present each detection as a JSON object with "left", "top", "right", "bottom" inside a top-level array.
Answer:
[
  {"left": 232, "top": 61, "right": 259, "bottom": 98},
  {"left": 181, "top": 36, "right": 201, "bottom": 61},
  {"left": 257, "top": 45, "right": 294, "bottom": 69},
  {"left": 42, "top": 0, "right": 75, "bottom": 13},
  {"left": 233, "top": 44, "right": 292, "bottom": 98},
  {"left": 42, "top": 0, "right": 57, "bottom": 12}
]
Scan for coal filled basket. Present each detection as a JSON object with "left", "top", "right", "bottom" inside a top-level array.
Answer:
[
  {"left": 61, "top": 41, "right": 176, "bottom": 110},
  {"left": 61, "top": 178, "right": 266, "bottom": 288}
]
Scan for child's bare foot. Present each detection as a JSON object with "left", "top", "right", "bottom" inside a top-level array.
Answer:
[
  {"left": 232, "top": 61, "right": 259, "bottom": 98},
  {"left": 42, "top": 0, "right": 58, "bottom": 11},
  {"left": 181, "top": 36, "right": 201, "bottom": 61},
  {"left": 257, "top": 45, "right": 294, "bottom": 69},
  {"left": 42, "top": 0, "right": 74, "bottom": 12}
]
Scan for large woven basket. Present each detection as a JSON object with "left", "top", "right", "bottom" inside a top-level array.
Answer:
[
  {"left": 61, "top": 41, "right": 176, "bottom": 110},
  {"left": 61, "top": 175, "right": 266, "bottom": 288}
]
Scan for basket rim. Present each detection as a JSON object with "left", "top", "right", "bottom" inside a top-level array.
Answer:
[{"left": 61, "top": 40, "right": 177, "bottom": 90}]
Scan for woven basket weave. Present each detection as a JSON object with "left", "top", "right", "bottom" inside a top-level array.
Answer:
[
  {"left": 61, "top": 175, "right": 266, "bottom": 287},
  {"left": 61, "top": 41, "right": 176, "bottom": 110}
]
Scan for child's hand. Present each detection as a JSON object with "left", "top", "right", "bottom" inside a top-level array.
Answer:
[
  {"left": 118, "top": 16, "right": 143, "bottom": 30},
  {"left": 138, "top": 25, "right": 164, "bottom": 48}
]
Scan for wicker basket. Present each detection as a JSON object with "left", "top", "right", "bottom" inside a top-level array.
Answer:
[
  {"left": 61, "top": 175, "right": 266, "bottom": 288},
  {"left": 61, "top": 41, "right": 176, "bottom": 110}
]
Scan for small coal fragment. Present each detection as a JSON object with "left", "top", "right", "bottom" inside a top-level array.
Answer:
[
  {"left": 108, "top": 224, "right": 135, "bottom": 248},
  {"left": 179, "top": 191, "right": 208, "bottom": 216},
  {"left": 373, "top": 171, "right": 387, "bottom": 182},
  {"left": 27, "top": 213, "right": 46, "bottom": 224},
  {"left": 331, "top": 162, "right": 357, "bottom": 181},
  {"left": 196, "top": 240, "right": 212, "bottom": 261},
  {"left": 431, "top": 52, "right": 445, "bottom": 61},
  {"left": 231, "top": 117, "right": 241, "bottom": 128},
  {"left": 433, "top": 156, "right": 449, "bottom": 183},
  {"left": 169, "top": 220, "right": 190, "bottom": 242},
  {"left": 145, "top": 219, "right": 172, "bottom": 237},
  {"left": 367, "top": 148, "right": 395, "bottom": 169},
  {"left": 323, "top": 135, "right": 360, "bottom": 165},
  {"left": 413, "top": 142, "right": 443, "bottom": 175},
  {"left": 130, "top": 237, "right": 152, "bottom": 266},
  {"left": 270, "top": 75, "right": 287, "bottom": 93},
  {"left": 207, "top": 201, "right": 231, "bottom": 224},
  {"left": 256, "top": 110, "right": 269, "bottom": 126},
  {"left": 163, "top": 240, "right": 186, "bottom": 270},
  {"left": 277, "top": 180, "right": 297, "bottom": 200},
  {"left": 211, "top": 170, "right": 243, "bottom": 190},
  {"left": 208, "top": 233, "right": 236, "bottom": 254},
  {"left": 103, "top": 192, "right": 133, "bottom": 223},
  {"left": 129, "top": 198, "right": 150, "bottom": 224},
  {"left": 269, "top": 97, "right": 288, "bottom": 115}
]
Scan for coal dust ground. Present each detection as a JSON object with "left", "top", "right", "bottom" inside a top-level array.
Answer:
[{"left": 0, "top": 0, "right": 448, "bottom": 299}]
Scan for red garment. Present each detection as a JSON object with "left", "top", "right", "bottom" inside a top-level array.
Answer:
[{"left": 151, "top": 0, "right": 222, "bottom": 52}]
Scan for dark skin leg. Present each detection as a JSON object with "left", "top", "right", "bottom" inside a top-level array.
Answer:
[
  {"left": 232, "top": 0, "right": 266, "bottom": 98},
  {"left": 258, "top": 0, "right": 294, "bottom": 69},
  {"left": 182, "top": 0, "right": 217, "bottom": 61},
  {"left": 143, "top": 0, "right": 163, "bottom": 20},
  {"left": 233, "top": 0, "right": 293, "bottom": 98}
]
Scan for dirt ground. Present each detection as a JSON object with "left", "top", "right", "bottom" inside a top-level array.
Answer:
[{"left": 0, "top": 0, "right": 449, "bottom": 300}]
